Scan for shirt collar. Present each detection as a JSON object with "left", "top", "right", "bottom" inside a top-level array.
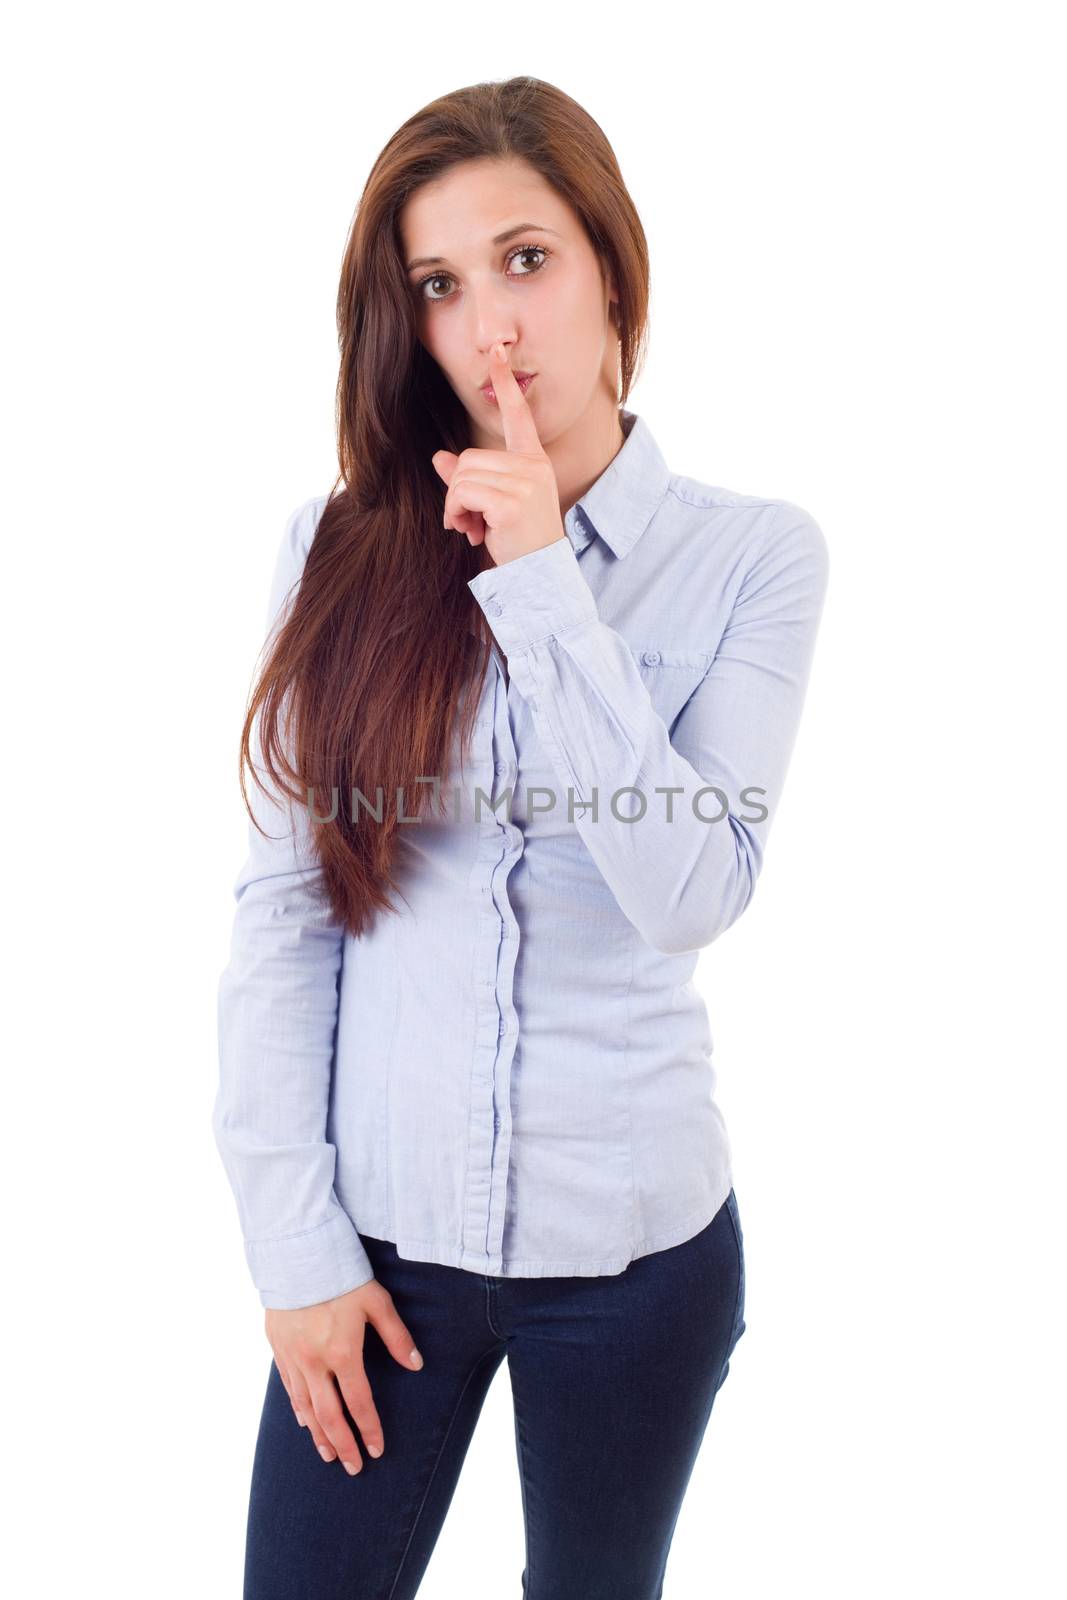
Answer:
[{"left": 562, "top": 408, "right": 671, "bottom": 560}]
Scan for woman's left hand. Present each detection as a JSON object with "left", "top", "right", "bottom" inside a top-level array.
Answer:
[{"left": 431, "top": 342, "right": 566, "bottom": 567}]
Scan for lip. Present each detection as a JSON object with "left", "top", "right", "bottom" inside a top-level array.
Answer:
[{"left": 480, "top": 372, "right": 536, "bottom": 403}]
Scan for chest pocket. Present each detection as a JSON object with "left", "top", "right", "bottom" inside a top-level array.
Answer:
[{"left": 629, "top": 647, "right": 713, "bottom": 733}]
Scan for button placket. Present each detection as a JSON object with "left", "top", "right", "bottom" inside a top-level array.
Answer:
[
  {"left": 467, "top": 655, "right": 522, "bottom": 1267},
  {"left": 461, "top": 673, "right": 505, "bottom": 1263}
]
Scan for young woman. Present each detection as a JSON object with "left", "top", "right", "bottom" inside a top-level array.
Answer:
[{"left": 214, "top": 75, "right": 829, "bottom": 1600}]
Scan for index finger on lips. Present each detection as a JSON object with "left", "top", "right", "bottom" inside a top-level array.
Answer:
[{"left": 491, "top": 341, "right": 543, "bottom": 456}]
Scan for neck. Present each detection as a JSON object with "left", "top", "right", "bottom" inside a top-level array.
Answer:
[{"left": 550, "top": 401, "right": 628, "bottom": 520}]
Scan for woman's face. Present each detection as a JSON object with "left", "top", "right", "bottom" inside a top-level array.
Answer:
[{"left": 400, "top": 156, "right": 619, "bottom": 447}]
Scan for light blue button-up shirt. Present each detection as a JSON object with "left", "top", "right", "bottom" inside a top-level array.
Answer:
[{"left": 213, "top": 408, "right": 829, "bottom": 1310}]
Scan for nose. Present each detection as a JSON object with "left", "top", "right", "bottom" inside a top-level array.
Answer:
[{"left": 467, "top": 284, "right": 518, "bottom": 359}]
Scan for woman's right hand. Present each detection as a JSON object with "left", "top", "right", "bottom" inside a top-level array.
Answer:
[{"left": 264, "top": 1279, "right": 424, "bottom": 1474}]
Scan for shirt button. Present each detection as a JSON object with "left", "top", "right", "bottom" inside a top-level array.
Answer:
[
  {"left": 498, "top": 1017, "right": 507, "bottom": 1037},
  {"left": 642, "top": 649, "right": 661, "bottom": 665},
  {"left": 488, "top": 600, "right": 503, "bottom": 617},
  {"left": 495, "top": 759, "right": 507, "bottom": 774}
]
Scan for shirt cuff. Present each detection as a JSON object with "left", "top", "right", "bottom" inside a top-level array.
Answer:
[
  {"left": 245, "top": 1205, "right": 376, "bottom": 1311},
  {"left": 467, "top": 536, "right": 598, "bottom": 655}
]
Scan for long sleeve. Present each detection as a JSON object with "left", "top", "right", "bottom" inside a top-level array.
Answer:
[
  {"left": 212, "top": 499, "right": 375, "bottom": 1310},
  {"left": 467, "top": 500, "right": 829, "bottom": 957}
]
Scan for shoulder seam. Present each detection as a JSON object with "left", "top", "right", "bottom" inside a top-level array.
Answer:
[{"left": 665, "top": 480, "right": 783, "bottom": 513}]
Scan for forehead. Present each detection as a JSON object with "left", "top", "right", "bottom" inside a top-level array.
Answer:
[{"left": 399, "top": 159, "right": 574, "bottom": 253}]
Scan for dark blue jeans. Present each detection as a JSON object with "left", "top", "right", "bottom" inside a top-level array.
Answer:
[{"left": 244, "top": 1188, "right": 746, "bottom": 1599}]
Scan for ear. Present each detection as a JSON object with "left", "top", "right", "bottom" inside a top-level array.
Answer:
[
  {"left": 596, "top": 250, "right": 617, "bottom": 309},
  {"left": 603, "top": 264, "right": 620, "bottom": 329}
]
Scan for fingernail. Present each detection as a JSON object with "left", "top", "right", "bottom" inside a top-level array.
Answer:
[
  {"left": 295, "top": 1410, "right": 306, "bottom": 1426},
  {"left": 318, "top": 1445, "right": 334, "bottom": 1462},
  {"left": 409, "top": 1348, "right": 424, "bottom": 1369},
  {"left": 343, "top": 1460, "right": 361, "bottom": 1476},
  {"left": 368, "top": 1443, "right": 383, "bottom": 1458}
]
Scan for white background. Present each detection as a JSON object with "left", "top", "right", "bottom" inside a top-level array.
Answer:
[{"left": 4, "top": 2, "right": 1063, "bottom": 1595}]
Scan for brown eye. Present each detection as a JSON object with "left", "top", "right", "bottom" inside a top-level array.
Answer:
[
  {"left": 509, "top": 245, "right": 549, "bottom": 276},
  {"left": 421, "top": 274, "right": 453, "bottom": 302}
]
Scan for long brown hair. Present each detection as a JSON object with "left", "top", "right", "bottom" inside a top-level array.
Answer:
[{"left": 240, "top": 76, "right": 651, "bottom": 939}]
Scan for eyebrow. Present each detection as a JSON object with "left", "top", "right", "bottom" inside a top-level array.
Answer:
[{"left": 405, "top": 223, "right": 562, "bottom": 274}]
